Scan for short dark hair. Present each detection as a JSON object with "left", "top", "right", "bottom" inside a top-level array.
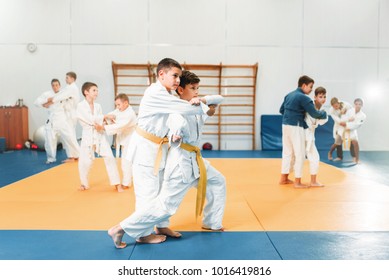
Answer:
[
  {"left": 354, "top": 98, "right": 363, "bottom": 105},
  {"left": 115, "top": 93, "right": 129, "bottom": 103},
  {"left": 51, "top": 78, "right": 60, "bottom": 85},
  {"left": 156, "top": 58, "right": 181, "bottom": 74},
  {"left": 314, "top": 86, "right": 326, "bottom": 96},
  {"left": 180, "top": 70, "right": 200, "bottom": 87},
  {"left": 298, "top": 75, "right": 314, "bottom": 87},
  {"left": 81, "top": 82, "right": 97, "bottom": 97},
  {"left": 66, "top": 71, "right": 77, "bottom": 80}
]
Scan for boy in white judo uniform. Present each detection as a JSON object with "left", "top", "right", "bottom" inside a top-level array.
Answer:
[
  {"left": 107, "top": 70, "right": 225, "bottom": 248},
  {"left": 279, "top": 75, "right": 327, "bottom": 188},
  {"left": 164, "top": 70, "right": 226, "bottom": 231},
  {"left": 327, "top": 97, "right": 352, "bottom": 161},
  {"left": 97, "top": 93, "right": 137, "bottom": 190},
  {"left": 108, "top": 58, "right": 217, "bottom": 247},
  {"left": 76, "top": 82, "right": 121, "bottom": 192},
  {"left": 337, "top": 98, "right": 366, "bottom": 164},
  {"left": 305, "top": 86, "right": 328, "bottom": 187},
  {"left": 51, "top": 71, "right": 80, "bottom": 162},
  {"left": 34, "top": 79, "right": 80, "bottom": 164}
]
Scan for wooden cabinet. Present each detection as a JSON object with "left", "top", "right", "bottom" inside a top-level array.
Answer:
[{"left": 0, "top": 106, "right": 29, "bottom": 150}]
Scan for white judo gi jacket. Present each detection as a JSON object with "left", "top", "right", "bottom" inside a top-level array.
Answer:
[
  {"left": 125, "top": 80, "right": 209, "bottom": 214},
  {"left": 164, "top": 95, "right": 224, "bottom": 183},
  {"left": 53, "top": 82, "right": 80, "bottom": 126},
  {"left": 77, "top": 100, "right": 105, "bottom": 153},
  {"left": 126, "top": 81, "right": 209, "bottom": 168},
  {"left": 338, "top": 108, "right": 366, "bottom": 141},
  {"left": 104, "top": 105, "right": 137, "bottom": 186},
  {"left": 328, "top": 100, "right": 352, "bottom": 140},
  {"left": 34, "top": 90, "right": 66, "bottom": 124},
  {"left": 104, "top": 106, "right": 137, "bottom": 157},
  {"left": 305, "top": 109, "right": 328, "bottom": 153}
]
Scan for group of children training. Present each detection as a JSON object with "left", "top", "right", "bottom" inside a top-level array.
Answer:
[
  {"left": 35, "top": 73, "right": 137, "bottom": 192},
  {"left": 36, "top": 60, "right": 365, "bottom": 247},
  {"left": 36, "top": 58, "right": 226, "bottom": 248},
  {"left": 279, "top": 75, "right": 366, "bottom": 189}
]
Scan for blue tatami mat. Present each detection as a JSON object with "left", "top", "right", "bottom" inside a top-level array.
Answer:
[
  {"left": 129, "top": 231, "right": 280, "bottom": 260},
  {"left": 0, "top": 149, "right": 67, "bottom": 188},
  {"left": 0, "top": 230, "right": 134, "bottom": 260},
  {"left": 3, "top": 230, "right": 389, "bottom": 260},
  {"left": 0, "top": 230, "right": 280, "bottom": 260},
  {"left": 268, "top": 231, "right": 389, "bottom": 260}
]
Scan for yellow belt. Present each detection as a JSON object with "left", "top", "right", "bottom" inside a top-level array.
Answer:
[
  {"left": 136, "top": 127, "right": 169, "bottom": 175},
  {"left": 342, "top": 130, "right": 351, "bottom": 149},
  {"left": 180, "top": 142, "right": 207, "bottom": 217}
]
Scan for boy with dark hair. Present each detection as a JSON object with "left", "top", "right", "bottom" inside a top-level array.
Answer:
[
  {"left": 279, "top": 75, "right": 327, "bottom": 188},
  {"left": 164, "top": 70, "right": 225, "bottom": 230}
]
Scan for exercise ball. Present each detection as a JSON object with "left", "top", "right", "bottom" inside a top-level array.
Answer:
[
  {"left": 33, "top": 125, "right": 46, "bottom": 150},
  {"left": 202, "top": 142, "right": 213, "bottom": 150}
]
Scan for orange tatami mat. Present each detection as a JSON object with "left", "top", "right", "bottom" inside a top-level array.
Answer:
[{"left": 1, "top": 158, "right": 389, "bottom": 231}]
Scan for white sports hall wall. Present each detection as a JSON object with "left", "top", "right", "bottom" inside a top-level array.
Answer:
[{"left": 0, "top": 0, "right": 388, "bottom": 150}]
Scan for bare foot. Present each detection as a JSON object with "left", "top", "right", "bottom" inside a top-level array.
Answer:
[
  {"left": 328, "top": 152, "right": 333, "bottom": 160},
  {"left": 294, "top": 183, "right": 309, "bottom": 189},
  {"left": 108, "top": 225, "right": 127, "bottom": 249},
  {"left": 310, "top": 182, "right": 324, "bottom": 187},
  {"left": 62, "top": 158, "right": 77, "bottom": 163},
  {"left": 333, "top": 157, "right": 342, "bottom": 162},
  {"left": 136, "top": 234, "right": 166, "bottom": 244},
  {"left": 279, "top": 179, "right": 294, "bottom": 185},
  {"left": 155, "top": 227, "right": 182, "bottom": 238},
  {"left": 202, "top": 226, "right": 225, "bottom": 232},
  {"left": 122, "top": 185, "right": 131, "bottom": 189},
  {"left": 115, "top": 184, "right": 124, "bottom": 193},
  {"left": 79, "top": 185, "right": 89, "bottom": 191}
]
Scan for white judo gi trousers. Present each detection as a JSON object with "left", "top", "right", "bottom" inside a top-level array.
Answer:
[
  {"left": 120, "top": 164, "right": 226, "bottom": 239},
  {"left": 281, "top": 124, "right": 305, "bottom": 178},
  {"left": 306, "top": 140, "right": 319, "bottom": 175},
  {"left": 78, "top": 140, "right": 120, "bottom": 188},
  {"left": 131, "top": 161, "right": 167, "bottom": 227},
  {"left": 65, "top": 116, "right": 79, "bottom": 158},
  {"left": 45, "top": 118, "right": 79, "bottom": 162},
  {"left": 118, "top": 143, "right": 132, "bottom": 187}
]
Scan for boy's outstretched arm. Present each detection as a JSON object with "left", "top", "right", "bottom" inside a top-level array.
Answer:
[{"left": 304, "top": 101, "right": 327, "bottom": 119}]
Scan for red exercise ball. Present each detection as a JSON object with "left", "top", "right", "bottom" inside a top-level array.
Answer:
[{"left": 202, "top": 142, "right": 213, "bottom": 150}]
